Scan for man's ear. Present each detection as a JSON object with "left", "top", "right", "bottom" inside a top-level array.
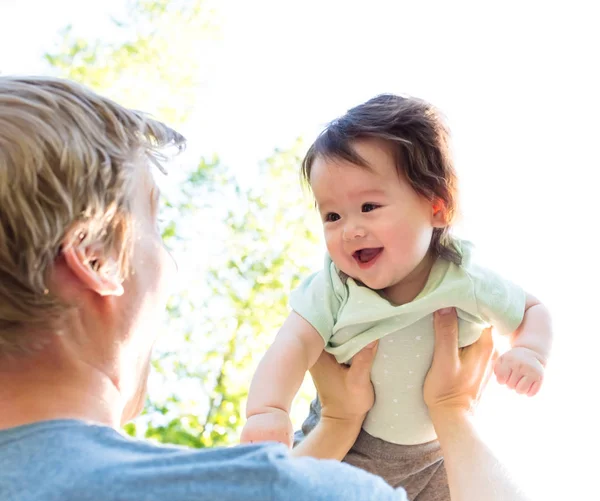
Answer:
[
  {"left": 431, "top": 199, "right": 447, "bottom": 228},
  {"left": 60, "top": 223, "right": 124, "bottom": 297}
]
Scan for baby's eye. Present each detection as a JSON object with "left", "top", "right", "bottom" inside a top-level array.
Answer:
[
  {"left": 362, "top": 203, "right": 380, "bottom": 213},
  {"left": 325, "top": 212, "right": 341, "bottom": 222}
]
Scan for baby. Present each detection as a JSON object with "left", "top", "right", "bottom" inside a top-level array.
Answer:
[{"left": 241, "top": 94, "right": 552, "bottom": 498}]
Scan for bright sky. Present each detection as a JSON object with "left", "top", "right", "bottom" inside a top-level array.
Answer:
[{"left": 1, "top": 1, "right": 599, "bottom": 498}]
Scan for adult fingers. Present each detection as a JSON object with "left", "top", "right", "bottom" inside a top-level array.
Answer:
[
  {"left": 347, "top": 341, "right": 378, "bottom": 386},
  {"left": 309, "top": 351, "right": 343, "bottom": 383},
  {"left": 471, "top": 328, "right": 496, "bottom": 404},
  {"left": 476, "top": 327, "right": 494, "bottom": 359},
  {"left": 477, "top": 329, "right": 496, "bottom": 379},
  {"left": 432, "top": 308, "right": 459, "bottom": 369}
]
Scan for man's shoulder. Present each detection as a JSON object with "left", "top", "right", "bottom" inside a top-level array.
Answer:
[
  {"left": 0, "top": 420, "right": 404, "bottom": 501},
  {"left": 0, "top": 420, "right": 285, "bottom": 500}
]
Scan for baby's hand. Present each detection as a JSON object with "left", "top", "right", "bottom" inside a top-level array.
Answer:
[
  {"left": 494, "top": 347, "right": 545, "bottom": 397},
  {"left": 240, "top": 408, "right": 294, "bottom": 448}
]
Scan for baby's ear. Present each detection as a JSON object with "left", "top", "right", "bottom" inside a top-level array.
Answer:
[
  {"left": 431, "top": 199, "right": 447, "bottom": 228},
  {"left": 60, "top": 222, "right": 124, "bottom": 297}
]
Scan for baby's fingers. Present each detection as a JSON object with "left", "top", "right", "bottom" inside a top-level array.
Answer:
[
  {"left": 494, "top": 357, "right": 512, "bottom": 385},
  {"left": 528, "top": 381, "right": 542, "bottom": 397},
  {"left": 507, "top": 369, "right": 524, "bottom": 389},
  {"left": 515, "top": 375, "right": 534, "bottom": 395}
]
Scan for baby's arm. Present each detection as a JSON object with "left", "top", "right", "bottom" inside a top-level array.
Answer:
[
  {"left": 240, "top": 311, "right": 325, "bottom": 447},
  {"left": 509, "top": 293, "right": 553, "bottom": 362},
  {"left": 494, "top": 293, "right": 553, "bottom": 396}
]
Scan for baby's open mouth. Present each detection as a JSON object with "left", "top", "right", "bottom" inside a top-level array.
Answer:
[{"left": 353, "top": 248, "right": 383, "bottom": 264}]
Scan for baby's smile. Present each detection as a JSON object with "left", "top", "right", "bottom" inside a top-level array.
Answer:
[{"left": 353, "top": 247, "right": 383, "bottom": 268}]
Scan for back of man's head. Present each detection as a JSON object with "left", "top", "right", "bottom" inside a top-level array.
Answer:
[{"left": 0, "top": 76, "right": 184, "bottom": 354}]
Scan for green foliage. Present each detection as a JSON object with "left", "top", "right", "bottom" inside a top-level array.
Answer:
[
  {"left": 45, "top": 0, "right": 219, "bottom": 124},
  {"left": 45, "top": 0, "right": 320, "bottom": 448},
  {"left": 135, "top": 142, "right": 319, "bottom": 448}
]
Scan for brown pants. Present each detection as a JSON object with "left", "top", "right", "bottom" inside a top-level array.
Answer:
[{"left": 295, "top": 398, "right": 450, "bottom": 501}]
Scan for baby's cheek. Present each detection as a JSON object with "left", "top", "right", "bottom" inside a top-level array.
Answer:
[
  {"left": 324, "top": 233, "right": 339, "bottom": 255},
  {"left": 325, "top": 244, "right": 350, "bottom": 272},
  {"left": 391, "top": 227, "right": 430, "bottom": 264}
]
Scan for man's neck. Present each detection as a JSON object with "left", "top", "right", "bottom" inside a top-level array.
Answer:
[{"left": 0, "top": 350, "right": 122, "bottom": 431}]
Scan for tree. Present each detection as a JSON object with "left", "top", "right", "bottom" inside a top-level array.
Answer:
[
  {"left": 45, "top": 0, "right": 320, "bottom": 447},
  {"left": 132, "top": 141, "right": 320, "bottom": 447},
  {"left": 45, "top": 0, "right": 219, "bottom": 124}
]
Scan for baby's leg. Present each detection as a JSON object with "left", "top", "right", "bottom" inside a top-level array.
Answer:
[
  {"left": 293, "top": 396, "right": 322, "bottom": 446},
  {"left": 343, "top": 430, "right": 449, "bottom": 500},
  {"left": 413, "top": 462, "right": 449, "bottom": 501},
  {"left": 294, "top": 398, "right": 449, "bottom": 501}
]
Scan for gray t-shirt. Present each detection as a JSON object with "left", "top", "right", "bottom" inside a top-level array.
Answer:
[{"left": 0, "top": 419, "right": 406, "bottom": 501}]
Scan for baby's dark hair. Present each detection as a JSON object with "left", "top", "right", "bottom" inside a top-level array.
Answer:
[{"left": 301, "top": 94, "right": 461, "bottom": 264}]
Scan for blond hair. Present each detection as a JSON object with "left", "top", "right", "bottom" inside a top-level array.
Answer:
[{"left": 0, "top": 76, "right": 185, "bottom": 353}]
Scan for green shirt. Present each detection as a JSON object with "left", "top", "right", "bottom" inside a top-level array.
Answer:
[{"left": 290, "top": 239, "right": 526, "bottom": 445}]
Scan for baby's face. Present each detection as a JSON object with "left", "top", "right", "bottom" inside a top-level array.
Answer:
[{"left": 310, "top": 139, "right": 441, "bottom": 298}]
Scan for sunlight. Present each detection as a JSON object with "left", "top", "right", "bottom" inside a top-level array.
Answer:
[{"left": 1, "top": 1, "right": 597, "bottom": 498}]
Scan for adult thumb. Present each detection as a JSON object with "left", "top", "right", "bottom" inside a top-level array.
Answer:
[
  {"left": 432, "top": 308, "right": 459, "bottom": 367},
  {"left": 348, "top": 340, "right": 378, "bottom": 384}
]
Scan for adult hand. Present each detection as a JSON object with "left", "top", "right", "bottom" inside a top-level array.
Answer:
[
  {"left": 291, "top": 341, "right": 378, "bottom": 460},
  {"left": 424, "top": 308, "right": 496, "bottom": 418},
  {"left": 423, "top": 308, "right": 532, "bottom": 501},
  {"left": 310, "top": 341, "right": 378, "bottom": 425}
]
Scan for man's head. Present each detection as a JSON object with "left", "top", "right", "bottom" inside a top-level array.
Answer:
[
  {"left": 302, "top": 94, "right": 461, "bottom": 267},
  {"left": 0, "top": 77, "right": 184, "bottom": 423}
]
